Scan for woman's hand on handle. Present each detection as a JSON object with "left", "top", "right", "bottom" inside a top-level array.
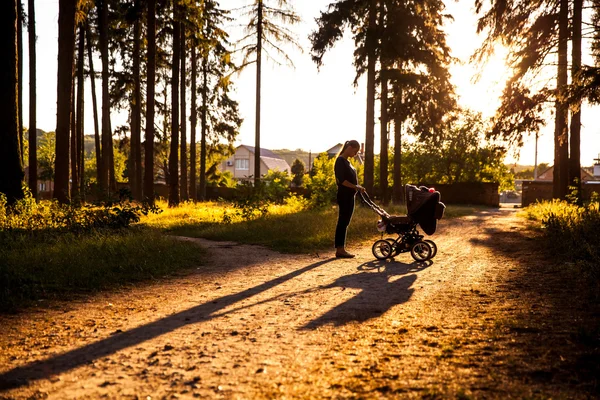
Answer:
[{"left": 356, "top": 185, "right": 366, "bottom": 193}]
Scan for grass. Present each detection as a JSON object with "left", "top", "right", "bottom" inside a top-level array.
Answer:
[
  {"left": 519, "top": 198, "right": 600, "bottom": 292},
  {"left": 0, "top": 228, "right": 206, "bottom": 312},
  {"left": 141, "top": 199, "right": 486, "bottom": 254}
]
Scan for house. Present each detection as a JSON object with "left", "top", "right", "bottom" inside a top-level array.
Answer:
[
  {"left": 23, "top": 166, "right": 54, "bottom": 199},
  {"left": 222, "top": 145, "right": 291, "bottom": 181},
  {"left": 536, "top": 165, "right": 595, "bottom": 182}
]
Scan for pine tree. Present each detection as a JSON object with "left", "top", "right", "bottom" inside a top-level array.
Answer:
[
  {"left": 27, "top": 0, "right": 37, "bottom": 199},
  {"left": 237, "top": 0, "right": 301, "bottom": 187},
  {"left": 53, "top": 0, "right": 77, "bottom": 203},
  {"left": 0, "top": 0, "right": 25, "bottom": 205}
]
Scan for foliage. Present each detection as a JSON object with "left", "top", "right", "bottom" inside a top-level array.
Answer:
[
  {"left": 304, "top": 153, "right": 364, "bottom": 207},
  {"left": 291, "top": 158, "right": 305, "bottom": 187},
  {"left": 236, "top": 0, "right": 302, "bottom": 68},
  {"left": 523, "top": 196, "right": 600, "bottom": 287},
  {"left": 304, "top": 153, "right": 337, "bottom": 207},
  {"left": 400, "top": 110, "right": 514, "bottom": 191},
  {"left": 37, "top": 130, "right": 56, "bottom": 181},
  {"left": 262, "top": 169, "right": 291, "bottom": 202},
  {"left": 0, "top": 189, "right": 160, "bottom": 236}
]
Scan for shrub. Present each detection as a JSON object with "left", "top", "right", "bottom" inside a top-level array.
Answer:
[{"left": 525, "top": 197, "right": 600, "bottom": 287}]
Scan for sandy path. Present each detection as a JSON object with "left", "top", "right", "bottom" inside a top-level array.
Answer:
[{"left": 0, "top": 209, "right": 597, "bottom": 399}]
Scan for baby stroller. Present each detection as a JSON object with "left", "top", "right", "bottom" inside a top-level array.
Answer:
[{"left": 360, "top": 184, "right": 445, "bottom": 261}]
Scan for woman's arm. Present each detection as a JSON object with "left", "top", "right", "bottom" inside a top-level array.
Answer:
[{"left": 341, "top": 180, "right": 366, "bottom": 193}]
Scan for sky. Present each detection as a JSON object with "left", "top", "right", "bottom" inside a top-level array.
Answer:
[{"left": 21, "top": 0, "right": 600, "bottom": 167}]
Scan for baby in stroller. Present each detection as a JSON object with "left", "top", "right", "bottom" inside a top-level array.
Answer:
[{"left": 360, "top": 184, "right": 445, "bottom": 261}]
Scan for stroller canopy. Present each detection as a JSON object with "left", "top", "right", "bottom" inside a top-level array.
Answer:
[{"left": 405, "top": 184, "right": 445, "bottom": 235}]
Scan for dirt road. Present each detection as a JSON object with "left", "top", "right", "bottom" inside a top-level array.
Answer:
[{"left": 1, "top": 209, "right": 598, "bottom": 399}]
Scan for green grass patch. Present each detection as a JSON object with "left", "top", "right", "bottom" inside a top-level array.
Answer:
[
  {"left": 521, "top": 199, "right": 600, "bottom": 289},
  {"left": 0, "top": 228, "right": 205, "bottom": 312},
  {"left": 142, "top": 200, "right": 485, "bottom": 254}
]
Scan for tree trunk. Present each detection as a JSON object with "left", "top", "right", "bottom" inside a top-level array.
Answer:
[
  {"left": 364, "top": 0, "right": 377, "bottom": 194},
  {"left": 53, "top": 0, "right": 76, "bottom": 203},
  {"left": 553, "top": 0, "right": 569, "bottom": 199},
  {"left": 86, "top": 22, "right": 102, "bottom": 190},
  {"left": 0, "top": 0, "right": 25, "bottom": 205},
  {"left": 99, "top": 0, "right": 110, "bottom": 195},
  {"left": 76, "top": 24, "right": 85, "bottom": 195},
  {"left": 380, "top": 70, "right": 389, "bottom": 204},
  {"left": 569, "top": 0, "right": 582, "bottom": 202},
  {"left": 18, "top": 1, "right": 24, "bottom": 164},
  {"left": 392, "top": 89, "right": 403, "bottom": 204},
  {"left": 27, "top": 0, "right": 37, "bottom": 199},
  {"left": 144, "top": 0, "right": 156, "bottom": 203},
  {"left": 200, "top": 54, "right": 208, "bottom": 200},
  {"left": 71, "top": 25, "right": 85, "bottom": 198},
  {"left": 180, "top": 23, "right": 188, "bottom": 201},
  {"left": 254, "top": 0, "right": 263, "bottom": 187},
  {"left": 190, "top": 40, "right": 197, "bottom": 201},
  {"left": 169, "top": 12, "right": 181, "bottom": 207},
  {"left": 70, "top": 55, "right": 78, "bottom": 199},
  {"left": 131, "top": 0, "right": 142, "bottom": 200}
]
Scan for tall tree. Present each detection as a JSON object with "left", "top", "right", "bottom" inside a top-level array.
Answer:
[
  {"left": 18, "top": 1, "right": 24, "bottom": 164},
  {"left": 199, "top": 0, "right": 242, "bottom": 199},
  {"left": 363, "top": 0, "right": 377, "bottom": 194},
  {"left": 237, "top": 0, "right": 301, "bottom": 187},
  {"left": 569, "top": 0, "right": 583, "bottom": 199},
  {"left": 190, "top": 37, "right": 197, "bottom": 201},
  {"left": 312, "top": 0, "right": 455, "bottom": 199},
  {"left": 378, "top": 1, "right": 388, "bottom": 203},
  {"left": 474, "top": 0, "right": 583, "bottom": 199},
  {"left": 169, "top": 2, "right": 181, "bottom": 206},
  {"left": 144, "top": 0, "right": 157, "bottom": 202},
  {"left": 180, "top": 23, "right": 188, "bottom": 201},
  {"left": 0, "top": 0, "right": 25, "bottom": 205},
  {"left": 86, "top": 22, "right": 102, "bottom": 189},
  {"left": 98, "top": 0, "right": 111, "bottom": 194},
  {"left": 76, "top": 24, "right": 85, "bottom": 194},
  {"left": 53, "top": 0, "right": 77, "bottom": 203},
  {"left": 130, "top": 0, "right": 142, "bottom": 200},
  {"left": 553, "top": 0, "right": 569, "bottom": 199},
  {"left": 27, "top": 0, "right": 37, "bottom": 199}
]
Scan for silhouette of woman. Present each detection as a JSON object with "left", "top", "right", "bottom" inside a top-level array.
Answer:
[{"left": 334, "top": 140, "right": 365, "bottom": 258}]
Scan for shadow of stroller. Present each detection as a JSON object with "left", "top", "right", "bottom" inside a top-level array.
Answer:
[{"left": 302, "top": 259, "right": 432, "bottom": 330}]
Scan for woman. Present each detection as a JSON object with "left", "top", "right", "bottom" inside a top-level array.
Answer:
[{"left": 334, "top": 140, "right": 365, "bottom": 258}]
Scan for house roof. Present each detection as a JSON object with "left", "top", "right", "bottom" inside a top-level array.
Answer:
[
  {"left": 261, "top": 156, "right": 291, "bottom": 173},
  {"left": 326, "top": 143, "right": 343, "bottom": 155},
  {"left": 537, "top": 165, "right": 594, "bottom": 181},
  {"left": 238, "top": 145, "right": 281, "bottom": 159}
]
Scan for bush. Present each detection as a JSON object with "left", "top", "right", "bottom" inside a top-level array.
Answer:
[
  {"left": 0, "top": 191, "right": 160, "bottom": 237},
  {"left": 524, "top": 196, "right": 600, "bottom": 287}
]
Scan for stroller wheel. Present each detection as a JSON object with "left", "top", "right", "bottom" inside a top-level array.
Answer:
[
  {"left": 410, "top": 241, "right": 432, "bottom": 262},
  {"left": 372, "top": 240, "right": 392, "bottom": 260},
  {"left": 424, "top": 240, "right": 437, "bottom": 259},
  {"left": 385, "top": 238, "right": 401, "bottom": 257}
]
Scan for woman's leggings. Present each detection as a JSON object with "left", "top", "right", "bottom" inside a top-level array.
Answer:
[{"left": 335, "top": 192, "right": 356, "bottom": 248}]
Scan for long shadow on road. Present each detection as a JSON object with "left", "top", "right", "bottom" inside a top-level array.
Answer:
[
  {"left": 302, "top": 259, "right": 432, "bottom": 330},
  {"left": 0, "top": 258, "right": 336, "bottom": 391}
]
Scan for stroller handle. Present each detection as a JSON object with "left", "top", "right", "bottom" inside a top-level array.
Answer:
[{"left": 359, "top": 191, "right": 390, "bottom": 218}]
